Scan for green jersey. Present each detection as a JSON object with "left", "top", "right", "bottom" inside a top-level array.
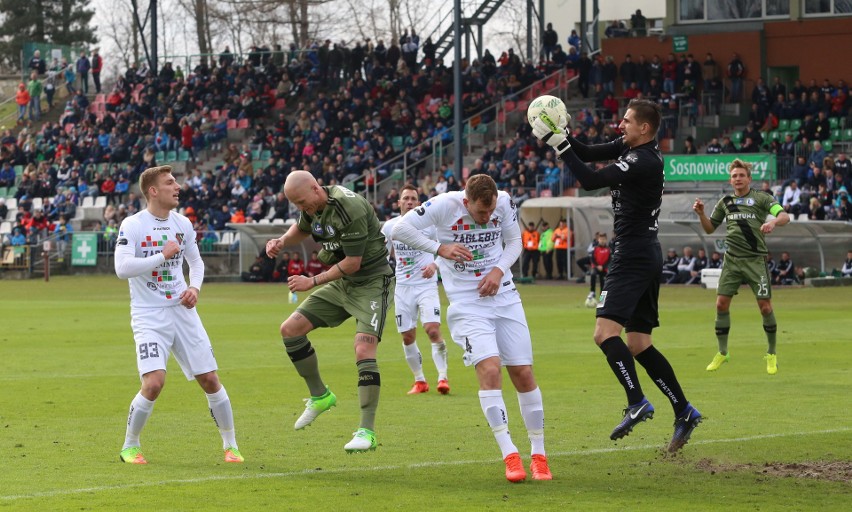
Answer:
[
  {"left": 539, "top": 228, "right": 555, "bottom": 252},
  {"left": 710, "top": 189, "right": 783, "bottom": 258},
  {"left": 297, "top": 185, "right": 390, "bottom": 279}
]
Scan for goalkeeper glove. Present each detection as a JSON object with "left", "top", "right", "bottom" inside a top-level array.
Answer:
[{"left": 532, "top": 114, "right": 571, "bottom": 155}]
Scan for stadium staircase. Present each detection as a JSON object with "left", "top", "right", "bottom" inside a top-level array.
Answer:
[{"left": 427, "top": 0, "right": 507, "bottom": 61}]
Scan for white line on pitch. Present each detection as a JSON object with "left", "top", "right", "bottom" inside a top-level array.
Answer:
[{"left": 2, "top": 427, "right": 849, "bottom": 502}]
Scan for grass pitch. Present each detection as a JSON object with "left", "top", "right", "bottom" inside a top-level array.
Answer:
[{"left": 0, "top": 276, "right": 849, "bottom": 511}]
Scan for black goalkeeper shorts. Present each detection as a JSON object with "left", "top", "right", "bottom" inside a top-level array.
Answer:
[{"left": 595, "top": 239, "right": 662, "bottom": 334}]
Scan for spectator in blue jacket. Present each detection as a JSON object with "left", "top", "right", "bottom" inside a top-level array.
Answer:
[{"left": 76, "top": 51, "right": 91, "bottom": 94}]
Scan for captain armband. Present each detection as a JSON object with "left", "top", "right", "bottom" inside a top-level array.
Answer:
[{"left": 769, "top": 204, "right": 785, "bottom": 217}]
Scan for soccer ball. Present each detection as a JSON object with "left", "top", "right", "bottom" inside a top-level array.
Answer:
[
  {"left": 527, "top": 94, "right": 571, "bottom": 129},
  {"left": 585, "top": 296, "right": 598, "bottom": 308}
]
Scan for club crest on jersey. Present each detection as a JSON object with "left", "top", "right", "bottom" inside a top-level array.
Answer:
[
  {"left": 313, "top": 222, "right": 324, "bottom": 235},
  {"left": 625, "top": 153, "right": 638, "bottom": 163},
  {"left": 326, "top": 225, "right": 336, "bottom": 236},
  {"left": 491, "top": 217, "right": 499, "bottom": 226},
  {"left": 734, "top": 198, "right": 755, "bottom": 206},
  {"left": 175, "top": 233, "right": 185, "bottom": 244}
]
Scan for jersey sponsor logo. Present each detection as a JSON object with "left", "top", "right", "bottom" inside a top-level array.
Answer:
[
  {"left": 453, "top": 261, "right": 466, "bottom": 272},
  {"left": 117, "top": 238, "right": 129, "bottom": 246},
  {"left": 312, "top": 222, "right": 324, "bottom": 235},
  {"left": 146, "top": 282, "right": 157, "bottom": 290},
  {"left": 615, "top": 160, "right": 630, "bottom": 172},
  {"left": 734, "top": 198, "right": 755, "bottom": 206},
  {"left": 326, "top": 225, "right": 336, "bottom": 236},
  {"left": 152, "top": 226, "right": 170, "bottom": 231},
  {"left": 625, "top": 152, "right": 638, "bottom": 163},
  {"left": 452, "top": 231, "right": 501, "bottom": 244}
]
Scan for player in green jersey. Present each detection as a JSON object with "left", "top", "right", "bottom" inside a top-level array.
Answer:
[
  {"left": 266, "top": 171, "right": 394, "bottom": 451},
  {"left": 692, "top": 159, "right": 790, "bottom": 375}
]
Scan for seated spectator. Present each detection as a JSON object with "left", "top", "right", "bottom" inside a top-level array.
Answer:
[
  {"left": 772, "top": 251, "right": 796, "bottom": 285},
  {"left": 273, "top": 251, "right": 291, "bottom": 282},
  {"left": 675, "top": 246, "right": 700, "bottom": 285},
  {"left": 841, "top": 250, "right": 852, "bottom": 278},
  {"left": 782, "top": 181, "right": 802, "bottom": 218},
  {"left": 288, "top": 251, "right": 306, "bottom": 276},
  {"left": 661, "top": 247, "right": 679, "bottom": 284}
]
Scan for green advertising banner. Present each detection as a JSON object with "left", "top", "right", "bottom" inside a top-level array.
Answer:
[
  {"left": 664, "top": 154, "right": 776, "bottom": 182},
  {"left": 72, "top": 233, "right": 98, "bottom": 266},
  {"left": 673, "top": 36, "right": 688, "bottom": 53}
]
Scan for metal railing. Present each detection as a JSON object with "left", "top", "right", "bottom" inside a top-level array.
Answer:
[{"left": 353, "top": 67, "right": 577, "bottom": 202}]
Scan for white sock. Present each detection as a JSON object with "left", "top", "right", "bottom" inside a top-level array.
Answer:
[
  {"left": 123, "top": 392, "right": 155, "bottom": 450},
  {"left": 403, "top": 342, "right": 425, "bottom": 382},
  {"left": 431, "top": 341, "right": 448, "bottom": 381},
  {"left": 206, "top": 386, "right": 237, "bottom": 450},
  {"left": 479, "top": 389, "right": 518, "bottom": 458},
  {"left": 517, "top": 387, "right": 545, "bottom": 456}
]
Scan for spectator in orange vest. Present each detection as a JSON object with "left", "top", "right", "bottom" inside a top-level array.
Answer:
[
  {"left": 16, "top": 83, "right": 30, "bottom": 122},
  {"left": 551, "top": 219, "right": 572, "bottom": 280},
  {"left": 521, "top": 221, "right": 541, "bottom": 278}
]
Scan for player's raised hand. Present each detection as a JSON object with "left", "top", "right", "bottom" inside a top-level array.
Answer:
[
  {"left": 692, "top": 198, "right": 705, "bottom": 215},
  {"left": 162, "top": 240, "right": 181, "bottom": 259},
  {"left": 266, "top": 238, "right": 282, "bottom": 258},
  {"left": 531, "top": 115, "right": 571, "bottom": 154}
]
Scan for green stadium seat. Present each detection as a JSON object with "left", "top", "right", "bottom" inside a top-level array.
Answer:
[
  {"left": 0, "top": 187, "right": 6, "bottom": 198},
  {"left": 730, "top": 132, "right": 743, "bottom": 144},
  {"left": 260, "top": 149, "right": 272, "bottom": 161},
  {"left": 165, "top": 151, "right": 177, "bottom": 162},
  {"left": 251, "top": 149, "right": 261, "bottom": 160},
  {"left": 155, "top": 151, "right": 165, "bottom": 162},
  {"left": 829, "top": 117, "right": 840, "bottom": 129},
  {"left": 832, "top": 129, "right": 841, "bottom": 141},
  {"left": 392, "top": 136, "right": 404, "bottom": 152},
  {"left": 7, "top": 186, "right": 17, "bottom": 198},
  {"left": 843, "top": 129, "right": 852, "bottom": 141},
  {"left": 768, "top": 130, "right": 781, "bottom": 141},
  {"left": 822, "top": 140, "right": 833, "bottom": 152},
  {"left": 13, "top": 165, "right": 24, "bottom": 176},
  {"left": 777, "top": 119, "right": 789, "bottom": 131},
  {"left": 178, "top": 150, "right": 191, "bottom": 161},
  {"left": 789, "top": 119, "right": 802, "bottom": 131}
]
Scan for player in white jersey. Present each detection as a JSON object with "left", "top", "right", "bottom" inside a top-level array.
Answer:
[
  {"left": 114, "top": 166, "right": 243, "bottom": 465},
  {"left": 392, "top": 174, "right": 551, "bottom": 483},
  {"left": 381, "top": 185, "right": 450, "bottom": 395}
]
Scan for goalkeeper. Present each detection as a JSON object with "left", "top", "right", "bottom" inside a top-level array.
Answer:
[{"left": 531, "top": 98, "right": 702, "bottom": 453}]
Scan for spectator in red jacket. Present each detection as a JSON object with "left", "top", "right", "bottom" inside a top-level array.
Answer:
[
  {"left": 180, "top": 118, "right": 195, "bottom": 160},
  {"left": 91, "top": 48, "right": 104, "bottom": 94},
  {"left": 287, "top": 251, "right": 306, "bottom": 276},
  {"left": 305, "top": 250, "right": 324, "bottom": 277},
  {"left": 587, "top": 232, "right": 611, "bottom": 304}
]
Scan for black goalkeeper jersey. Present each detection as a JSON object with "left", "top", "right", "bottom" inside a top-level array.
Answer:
[{"left": 561, "top": 136, "right": 664, "bottom": 242}]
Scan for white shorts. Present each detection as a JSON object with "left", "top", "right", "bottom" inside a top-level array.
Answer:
[
  {"left": 393, "top": 284, "right": 442, "bottom": 332},
  {"left": 446, "top": 290, "right": 533, "bottom": 367},
  {"left": 130, "top": 306, "right": 218, "bottom": 381}
]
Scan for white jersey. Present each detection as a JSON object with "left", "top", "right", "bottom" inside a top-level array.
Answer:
[
  {"left": 115, "top": 210, "right": 203, "bottom": 309},
  {"left": 381, "top": 215, "right": 438, "bottom": 287},
  {"left": 393, "top": 191, "right": 522, "bottom": 304}
]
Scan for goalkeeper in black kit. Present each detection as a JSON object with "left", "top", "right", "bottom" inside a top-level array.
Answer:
[{"left": 531, "top": 98, "right": 701, "bottom": 452}]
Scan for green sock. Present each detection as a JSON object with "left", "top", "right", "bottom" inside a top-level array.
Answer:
[
  {"left": 715, "top": 311, "right": 731, "bottom": 355},
  {"left": 356, "top": 359, "right": 381, "bottom": 431},
  {"left": 762, "top": 311, "right": 777, "bottom": 355},
  {"left": 283, "top": 336, "right": 326, "bottom": 396}
]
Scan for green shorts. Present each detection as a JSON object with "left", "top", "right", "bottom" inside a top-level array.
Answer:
[
  {"left": 717, "top": 254, "right": 772, "bottom": 300},
  {"left": 296, "top": 269, "right": 395, "bottom": 339}
]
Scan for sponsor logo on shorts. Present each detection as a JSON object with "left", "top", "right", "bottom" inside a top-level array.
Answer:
[
  {"left": 596, "top": 291, "right": 607, "bottom": 308},
  {"left": 326, "top": 225, "right": 335, "bottom": 236}
]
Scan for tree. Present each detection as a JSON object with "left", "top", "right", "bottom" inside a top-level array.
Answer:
[{"left": 0, "top": 0, "right": 97, "bottom": 72}]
